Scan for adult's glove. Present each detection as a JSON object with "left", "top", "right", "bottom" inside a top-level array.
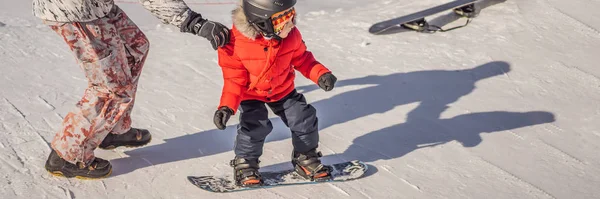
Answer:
[{"left": 181, "top": 10, "right": 230, "bottom": 50}]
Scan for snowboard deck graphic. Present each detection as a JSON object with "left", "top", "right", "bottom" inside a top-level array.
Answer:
[{"left": 187, "top": 160, "right": 368, "bottom": 193}]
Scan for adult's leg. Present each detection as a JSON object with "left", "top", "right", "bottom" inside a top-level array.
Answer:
[{"left": 49, "top": 11, "right": 136, "bottom": 166}]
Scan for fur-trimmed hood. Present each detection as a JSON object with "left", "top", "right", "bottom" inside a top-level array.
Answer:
[{"left": 232, "top": 2, "right": 261, "bottom": 39}]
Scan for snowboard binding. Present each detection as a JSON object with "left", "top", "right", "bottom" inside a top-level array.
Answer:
[
  {"left": 453, "top": 4, "right": 477, "bottom": 18},
  {"left": 401, "top": 18, "right": 431, "bottom": 32},
  {"left": 291, "top": 149, "right": 332, "bottom": 181},
  {"left": 230, "top": 157, "right": 263, "bottom": 187},
  {"left": 399, "top": 4, "right": 477, "bottom": 33}
]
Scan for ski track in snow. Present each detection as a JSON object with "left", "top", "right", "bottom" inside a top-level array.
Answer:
[
  {"left": 3, "top": 97, "right": 50, "bottom": 145},
  {"left": 0, "top": 154, "right": 24, "bottom": 174},
  {"left": 537, "top": 140, "right": 587, "bottom": 166},
  {"left": 37, "top": 95, "right": 56, "bottom": 111},
  {"left": 327, "top": 183, "right": 350, "bottom": 196},
  {"left": 4, "top": 97, "right": 26, "bottom": 119},
  {"left": 543, "top": 0, "right": 600, "bottom": 35},
  {"left": 506, "top": 130, "right": 524, "bottom": 140},
  {"left": 478, "top": 157, "right": 557, "bottom": 199},
  {"left": 556, "top": 61, "right": 600, "bottom": 82},
  {"left": 58, "top": 186, "right": 75, "bottom": 199},
  {"left": 381, "top": 165, "right": 422, "bottom": 192}
]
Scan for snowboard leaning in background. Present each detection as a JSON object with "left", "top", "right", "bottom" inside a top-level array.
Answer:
[
  {"left": 187, "top": 160, "right": 368, "bottom": 193},
  {"left": 369, "top": 0, "right": 478, "bottom": 34}
]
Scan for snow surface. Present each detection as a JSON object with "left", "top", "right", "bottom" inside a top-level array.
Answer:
[{"left": 1, "top": 0, "right": 599, "bottom": 198}]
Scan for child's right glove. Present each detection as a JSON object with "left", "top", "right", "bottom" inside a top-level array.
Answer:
[
  {"left": 213, "top": 106, "right": 233, "bottom": 130},
  {"left": 318, "top": 72, "right": 337, "bottom": 91}
]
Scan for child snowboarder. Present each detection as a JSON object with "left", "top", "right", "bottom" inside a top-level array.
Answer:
[
  {"left": 212, "top": 0, "right": 338, "bottom": 186},
  {"left": 34, "top": 0, "right": 230, "bottom": 179}
]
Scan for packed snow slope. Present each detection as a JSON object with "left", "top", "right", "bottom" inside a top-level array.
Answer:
[{"left": 1, "top": 0, "right": 599, "bottom": 198}]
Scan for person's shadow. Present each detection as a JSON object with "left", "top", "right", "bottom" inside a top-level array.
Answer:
[
  {"left": 110, "top": 61, "right": 555, "bottom": 176},
  {"left": 261, "top": 61, "right": 554, "bottom": 170}
]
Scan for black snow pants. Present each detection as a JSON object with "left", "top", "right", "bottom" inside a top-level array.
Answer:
[{"left": 234, "top": 89, "right": 319, "bottom": 160}]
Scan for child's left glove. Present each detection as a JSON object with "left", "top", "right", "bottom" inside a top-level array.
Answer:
[
  {"left": 213, "top": 106, "right": 233, "bottom": 130},
  {"left": 180, "top": 10, "right": 230, "bottom": 50},
  {"left": 318, "top": 72, "right": 337, "bottom": 91}
]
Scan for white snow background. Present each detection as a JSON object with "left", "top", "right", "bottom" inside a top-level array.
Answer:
[{"left": 1, "top": 0, "right": 599, "bottom": 198}]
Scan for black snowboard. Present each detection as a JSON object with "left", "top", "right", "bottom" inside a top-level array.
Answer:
[{"left": 369, "top": 0, "right": 477, "bottom": 34}]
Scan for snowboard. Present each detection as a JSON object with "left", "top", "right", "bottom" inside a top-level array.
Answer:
[
  {"left": 187, "top": 160, "right": 368, "bottom": 193},
  {"left": 369, "top": 0, "right": 477, "bottom": 34}
]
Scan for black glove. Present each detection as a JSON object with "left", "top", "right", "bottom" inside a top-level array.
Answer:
[
  {"left": 181, "top": 10, "right": 230, "bottom": 50},
  {"left": 318, "top": 72, "right": 337, "bottom": 91},
  {"left": 213, "top": 106, "right": 233, "bottom": 130}
]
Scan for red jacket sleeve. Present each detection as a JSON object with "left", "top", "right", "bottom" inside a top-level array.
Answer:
[
  {"left": 290, "top": 29, "right": 331, "bottom": 84},
  {"left": 217, "top": 43, "right": 248, "bottom": 114}
]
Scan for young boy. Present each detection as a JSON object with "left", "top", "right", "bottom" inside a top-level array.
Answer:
[{"left": 213, "top": 0, "right": 338, "bottom": 186}]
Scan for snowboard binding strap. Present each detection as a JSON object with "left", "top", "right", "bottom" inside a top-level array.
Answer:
[
  {"left": 401, "top": 4, "right": 477, "bottom": 33},
  {"left": 230, "top": 157, "right": 262, "bottom": 187},
  {"left": 401, "top": 18, "right": 430, "bottom": 32},
  {"left": 292, "top": 150, "right": 332, "bottom": 181},
  {"left": 453, "top": 4, "right": 477, "bottom": 18},
  {"left": 402, "top": 17, "right": 473, "bottom": 33}
]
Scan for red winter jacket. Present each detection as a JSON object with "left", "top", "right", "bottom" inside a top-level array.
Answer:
[{"left": 216, "top": 24, "right": 330, "bottom": 114}]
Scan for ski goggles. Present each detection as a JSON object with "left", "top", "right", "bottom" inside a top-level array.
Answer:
[{"left": 271, "top": 7, "right": 296, "bottom": 34}]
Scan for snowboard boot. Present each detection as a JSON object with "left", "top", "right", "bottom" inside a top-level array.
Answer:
[
  {"left": 230, "top": 157, "right": 262, "bottom": 187},
  {"left": 45, "top": 150, "right": 112, "bottom": 179},
  {"left": 454, "top": 4, "right": 477, "bottom": 18},
  {"left": 291, "top": 149, "right": 331, "bottom": 181},
  {"left": 99, "top": 128, "right": 151, "bottom": 150}
]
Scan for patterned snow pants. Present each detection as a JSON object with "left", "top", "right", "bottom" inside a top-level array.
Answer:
[{"left": 48, "top": 6, "right": 150, "bottom": 166}]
